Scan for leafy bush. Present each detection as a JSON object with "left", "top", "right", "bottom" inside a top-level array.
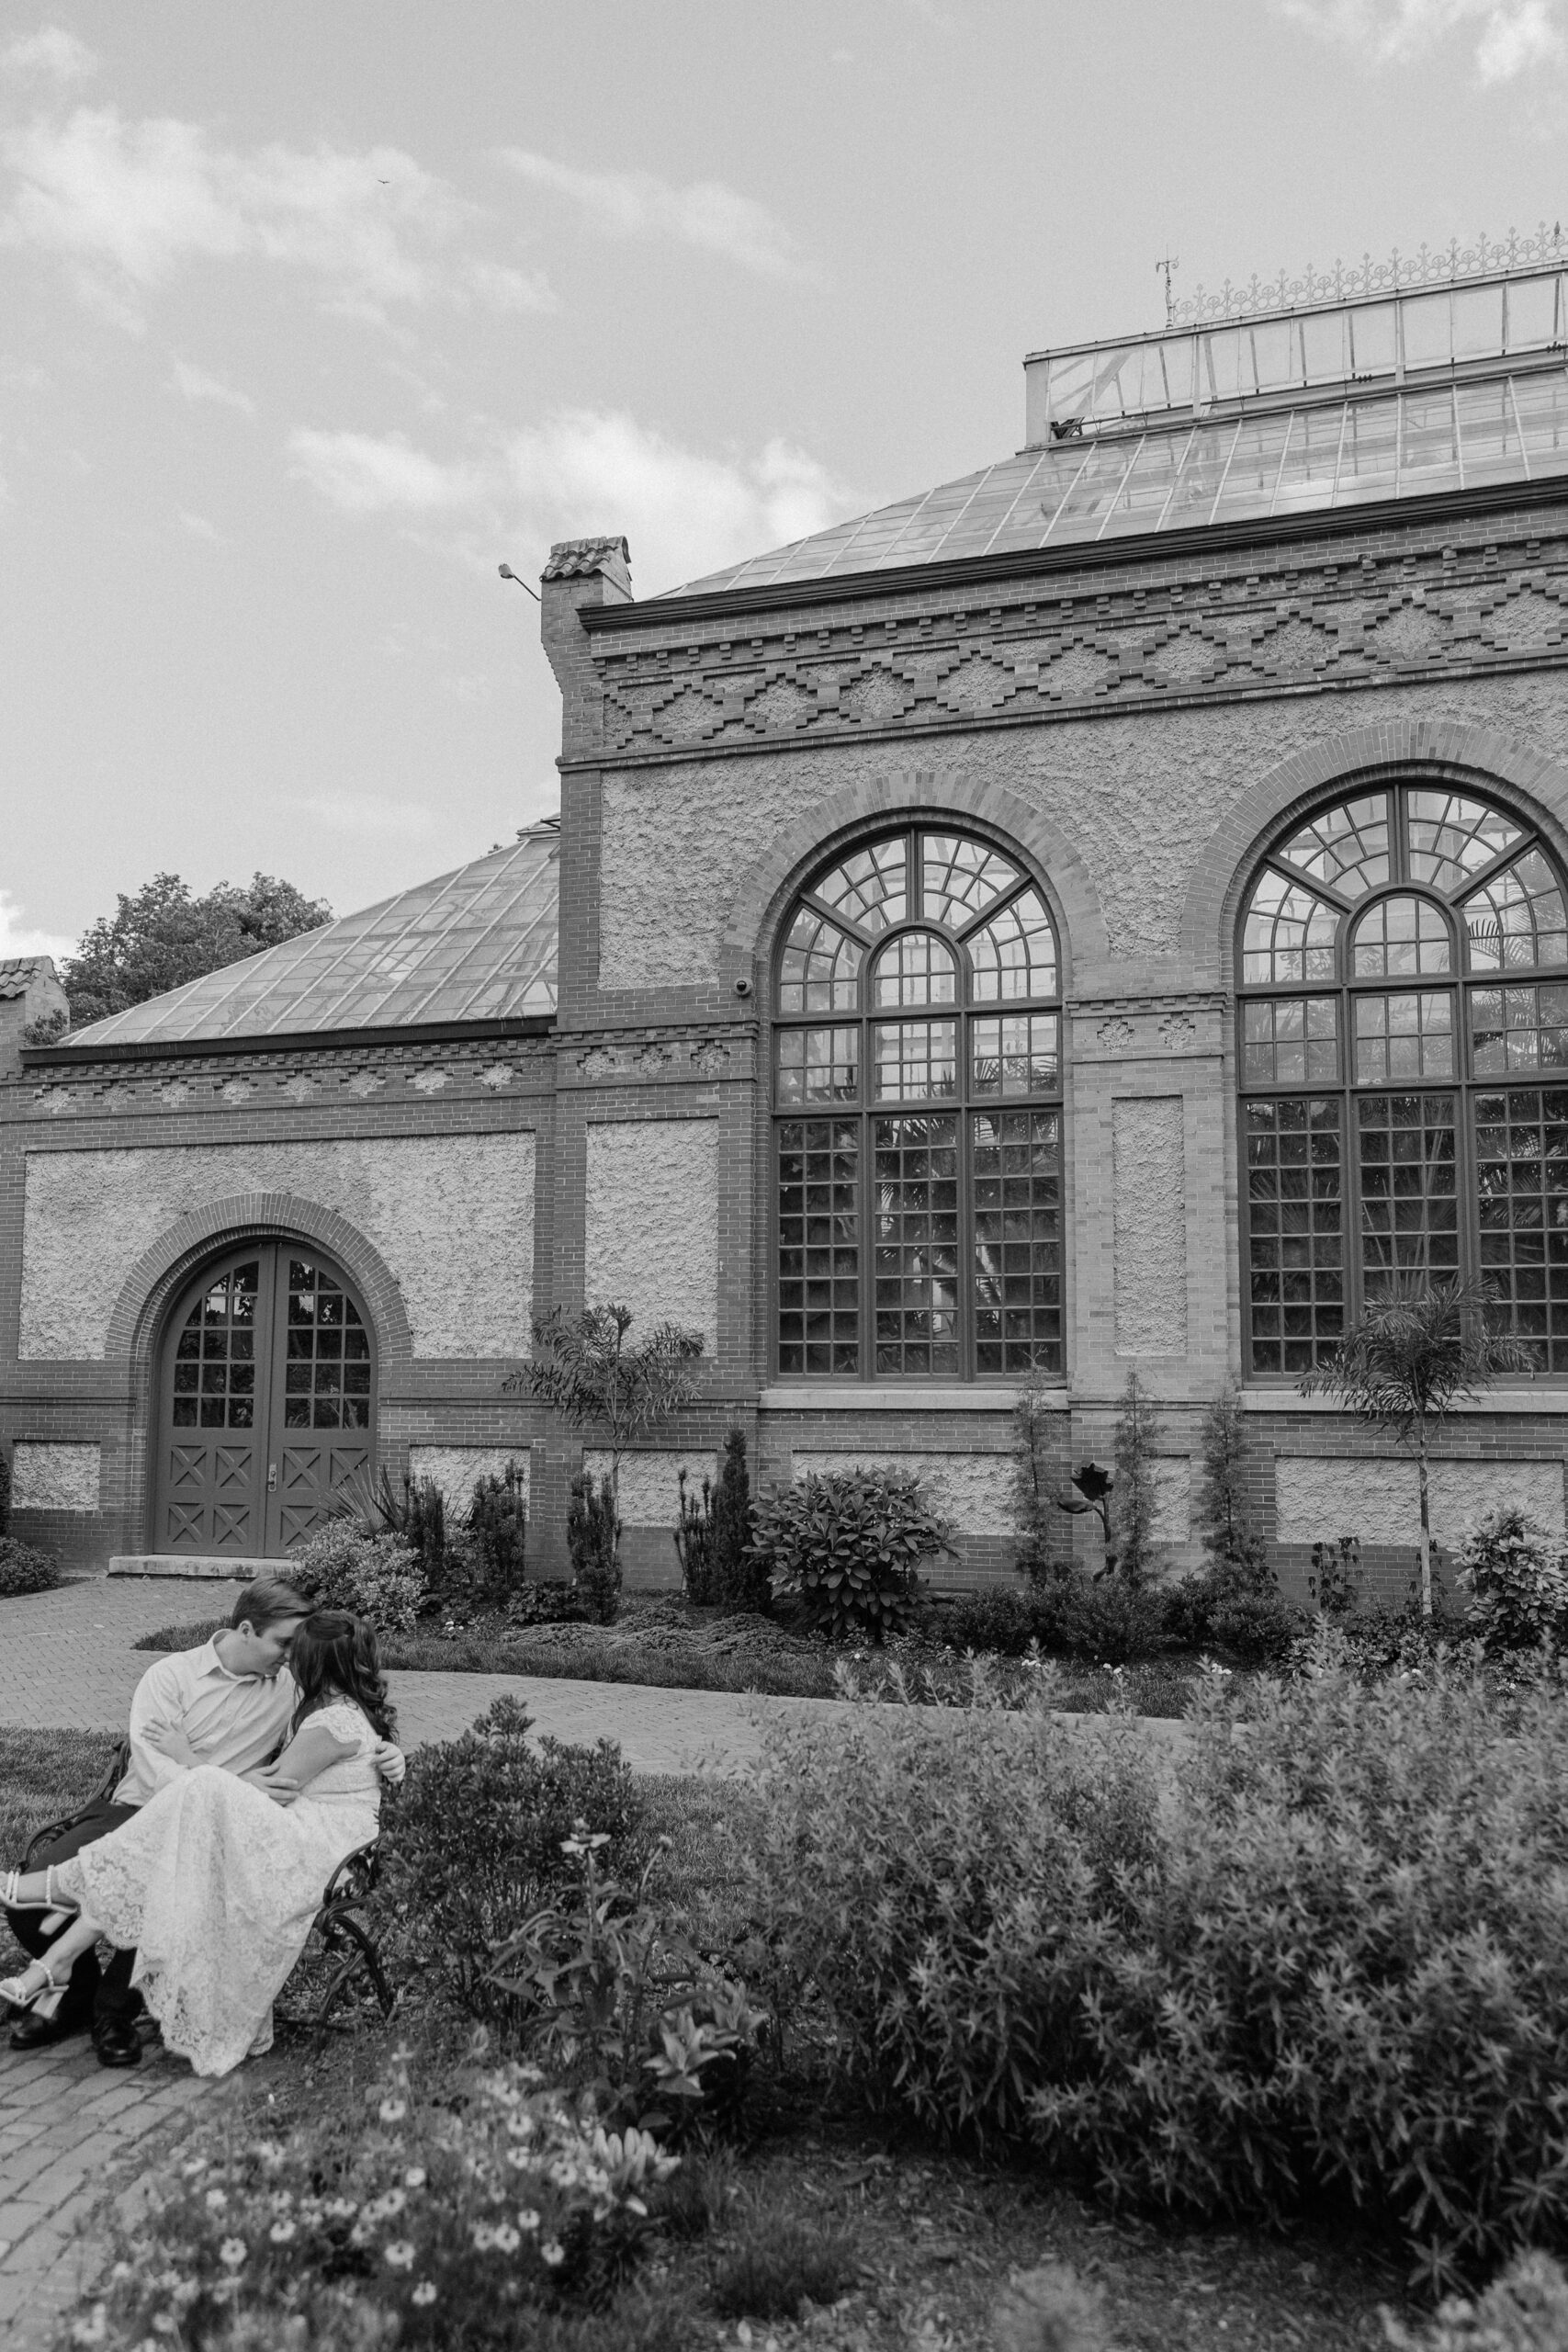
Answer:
[
  {"left": 1111, "top": 1371, "right": 1164, "bottom": 1588},
  {"left": 923, "top": 1574, "right": 1171, "bottom": 1667},
  {"left": 468, "top": 1461, "right": 528, "bottom": 1596},
  {"left": 569, "top": 1472, "right": 621, "bottom": 1624},
  {"left": 744, "top": 1641, "right": 1568, "bottom": 2290},
  {"left": 486, "top": 1828, "right": 766, "bottom": 2140},
  {"left": 1456, "top": 1507, "right": 1568, "bottom": 1654},
  {"left": 0, "top": 1444, "right": 10, "bottom": 1535},
  {"left": 924, "top": 1582, "right": 1038, "bottom": 1657},
  {"left": 378, "top": 1696, "right": 640, "bottom": 2021},
  {"left": 73, "top": 2044, "right": 678, "bottom": 2349},
  {"left": 0, "top": 1537, "right": 61, "bottom": 1599},
  {"left": 1160, "top": 1383, "right": 1292, "bottom": 1660},
  {"left": 289, "top": 1520, "right": 424, "bottom": 1632},
  {"left": 1382, "top": 2250, "right": 1568, "bottom": 2349},
  {"left": 747, "top": 1464, "right": 950, "bottom": 1642}
]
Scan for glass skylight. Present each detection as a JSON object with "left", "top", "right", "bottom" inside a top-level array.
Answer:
[
  {"left": 69, "top": 827, "right": 560, "bottom": 1048},
  {"left": 668, "top": 371, "right": 1568, "bottom": 597}
]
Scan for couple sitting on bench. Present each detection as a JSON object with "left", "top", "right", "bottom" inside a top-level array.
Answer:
[{"left": 1, "top": 1577, "right": 405, "bottom": 2078}]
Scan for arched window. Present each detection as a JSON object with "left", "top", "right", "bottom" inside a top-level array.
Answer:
[
  {"left": 773, "top": 827, "right": 1063, "bottom": 1380},
  {"left": 1238, "top": 781, "right": 1568, "bottom": 1376}
]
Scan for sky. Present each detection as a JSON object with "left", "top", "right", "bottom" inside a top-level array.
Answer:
[{"left": 4, "top": 0, "right": 1568, "bottom": 960}]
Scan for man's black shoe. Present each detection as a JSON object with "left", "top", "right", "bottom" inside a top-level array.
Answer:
[
  {"left": 93, "top": 2016, "right": 142, "bottom": 2068},
  {"left": 8, "top": 2007, "right": 89, "bottom": 2052}
]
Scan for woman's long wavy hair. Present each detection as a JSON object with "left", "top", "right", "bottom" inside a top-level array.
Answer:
[{"left": 290, "top": 1610, "right": 396, "bottom": 1743}]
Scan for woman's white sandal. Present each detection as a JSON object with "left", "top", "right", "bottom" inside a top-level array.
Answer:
[
  {"left": 0, "top": 1867, "right": 76, "bottom": 1917},
  {"left": 0, "top": 1956, "right": 72, "bottom": 2019}
]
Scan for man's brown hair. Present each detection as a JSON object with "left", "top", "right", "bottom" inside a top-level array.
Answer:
[{"left": 230, "top": 1576, "right": 312, "bottom": 1634}]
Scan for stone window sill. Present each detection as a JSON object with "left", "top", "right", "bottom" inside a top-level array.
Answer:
[
  {"left": 1240, "top": 1386, "right": 1568, "bottom": 1417},
  {"left": 759, "top": 1386, "right": 1060, "bottom": 1413}
]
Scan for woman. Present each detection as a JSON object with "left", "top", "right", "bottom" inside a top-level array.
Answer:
[{"left": 1, "top": 1611, "right": 392, "bottom": 2077}]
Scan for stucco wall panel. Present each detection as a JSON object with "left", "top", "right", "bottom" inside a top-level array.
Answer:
[
  {"left": 1276, "top": 1454, "right": 1566, "bottom": 1546},
  {"left": 1112, "top": 1098, "right": 1187, "bottom": 1354},
  {"left": 20, "top": 1136, "right": 536, "bottom": 1361},
  {"left": 408, "top": 1447, "right": 531, "bottom": 1515},
  {"left": 790, "top": 1450, "right": 1018, "bottom": 1537},
  {"left": 598, "top": 675, "right": 1568, "bottom": 988},
  {"left": 11, "top": 1441, "right": 99, "bottom": 1512},
  {"left": 583, "top": 1120, "right": 717, "bottom": 1342},
  {"left": 584, "top": 1449, "right": 715, "bottom": 1527}
]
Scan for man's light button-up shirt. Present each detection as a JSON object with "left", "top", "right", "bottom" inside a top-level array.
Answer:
[{"left": 116, "top": 1638, "right": 298, "bottom": 1806}]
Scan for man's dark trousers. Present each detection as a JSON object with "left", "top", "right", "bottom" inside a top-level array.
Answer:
[{"left": 3, "top": 1800, "right": 143, "bottom": 2034}]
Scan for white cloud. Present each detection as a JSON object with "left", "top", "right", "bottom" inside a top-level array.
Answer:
[
  {"left": 286, "top": 406, "right": 864, "bottom": 594},
  {"left": 459, "top": 257, "right": 557, "bottom": 313},
  {"left": 494, "top": 149, "right": 808, "bottom": 280},
  {"left": 1277, "top": 0, "right": 1566, "bottom": 78},
  {"left": 0, "top": 26, "right": 97, "bottom": 83},
  {"left": 284, "top": 792, "right": 437, "bottom": 841},
  {"left": 0, "top": 107, "right": 558, "bottom": 325},
  {"left": 500, "top": 409, "right": 859, "bottom": 588},
  {"left": 0, "top": 889, "right": 73, "bottom": 963},
  {"left": 288, "top": 427, "right": 483, "bottom": 513},
  {"left": 168, "top": 357, "right": 254, "bottom": 416},
  {"left": 178, "top": 509, "right": 222, "bottom": 543}
]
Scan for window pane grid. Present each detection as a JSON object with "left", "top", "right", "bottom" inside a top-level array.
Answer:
[
  {"left": 775, "top": 828, "right": 1060, "bottom": 1382},
  {"left": 874, "top": 1114, "right": 960, "bottom": 1374},
  {"left": 1471, "top": 983, "right": 1568, "bottom": 1076},
  {"left": 777, "top": 1120, "right": 859, "bottom": 1375},
  {"left": 1245, "top": 1097, "right": 1344, "bottom": 1374},
  {"left": 284, "top": 1259, "right": 371, "bottom": 1431},
  {"left": 1353, "top": 990, "right": 1455, "bottom": 1081},
  {"left": 1241, "top": 997, "right": 1338, "bottom": 1085},
  {"left": 172, "top": 1261, "right": 259, "bottom": 1430},
  {"left": 1350, "top": 894, "right": 1451, "bottom": 977},
  {"left": 1358, "top": 1091, "right": 1459, "bottom": 1296},
  {"left": 1475, "top": 1087, "right": 1568, "bottom": 1371},
  {"left": 973, "top": 1111, "right": 1063, "bottom": 1373}
]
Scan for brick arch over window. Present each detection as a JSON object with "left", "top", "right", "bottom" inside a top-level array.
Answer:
[
  {"left": 722, "top": 766, "right": 1105, "bottom": 989},
  {"left": 1180, "top": 718, "right": 1568, "bottom": 985},
  {"left": 765, "top": 815, "right": 1067, "bottom": 1384},
  {"left": 107, "top": 1193, "right": 413, "bottom": 1378},
  {"left": 1230, "top": 765, "right": 1568, "bottom": 1381}
]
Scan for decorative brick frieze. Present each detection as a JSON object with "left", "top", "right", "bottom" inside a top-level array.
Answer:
[
  {"left": 556, "top": 1023, "right": 757, "bottom": 1088},
  {"left": 3, "top": 1035, "right": 557, "bottom": 1120},
  {"left": 575, "top": 513, "right": 1568, "bottom": 769}
]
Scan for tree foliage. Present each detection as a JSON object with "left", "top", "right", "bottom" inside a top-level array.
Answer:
[
  {"left": 59, "top": 870, "right": 332, "bottom": 1027},
  {"left": 1299, "top": 1274, "right": 1536, "bottom": 1617}
]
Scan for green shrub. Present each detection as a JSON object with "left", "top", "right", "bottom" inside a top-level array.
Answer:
[
  {"left": 569, "top": 1471, "right": 621, "bottom": 1624},
  {"left": 467, "top": 1461, "right": 528, "bottom": 1595},
  {"left": 744, "top": 1642, "right": 1568, "bottom": 2290},
  {"left": 747, "top": 1464, "right": 950, "bottom": 1642},
  {"left": 710, "top": 1429, "right": 767, "bottom": 1615},
  {"left": 73, "top": 2043, "right": 678, "bottom": 2349},
  {"left": 1382, "top": 2250, "right": 1568, "bottom": 2349},
  {"left": 925, "top": 1582, "right": 1038, "bottom": 1657},
  {"left": 1456, "top": 1507, "right": 1568, "bottom": 1654},
  {"left": 378, "top": 1695, "right": 640, "bottom": 2022},
  {"left": 672, "top": 1465, "right": 716, "bottom": 1603},
  {"left": 708, "top": 2209, "right": 859, "bottom": 2321},
  {"left": 289, "top": 1520, "right": 424, "bottom": 1631},
  {"left": 1201, "top": 1589, "right": 1300, "bottom": 1666},
  {"left": 1029, "top": 1572, "right": 1169, "bottom": 1665},
  {"left": 0, "top": 1444, "right": 10, "bottom": 1536},
  {"left": 0, "top": 1537, "right": 61, "bottom": 1599}
]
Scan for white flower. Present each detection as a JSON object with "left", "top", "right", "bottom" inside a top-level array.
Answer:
[
  {"left": 491, "top": 2224, "right": 520, "bottom": 2254},
  {"left": 412, "top": 2282, "right": 438, "bottom": 2306},
  {"left": 379, "top": 2188, "right": 407, "bottom": 2219},
  {"left": 252, "top": 2140, "right": 286, "bottom": 2169},
  {"left": 403, "top": 2166, "right": 426, "bottom": 2189},
  {"left": 204, "top": 2188, "right": 228, "bottom": 2211},
  {"left": 324, "top": 2197, "right": 358, "bottom": 2221},
  {"left": 70, "top": 2305, "right": 107, "bottom": 2346},
  {"left": 218, "top": 2239, "right": 247, "bottom": 2271},
  {"left": 471, "top": 2222, "right": 497, "bottom": 2252},
  {"left": 516, "top": 2209, "right": 540, "bottom": 2233},
  {"left": 384, "top": 2242, "right": 416, "bottom": 2271},
  {"left": 540, "top": 2240, "right": 565, "bottom": 2268},
  {"left": 378, "top": 2098, "right": 407, "bottom": 2124},
  {"left": 269, "top": 2220, "right": 296, "bottom": 2245},
  {"left": 109, "top": 2264, "right": 134, "bottom": 2283},
  {"left": 178, "top": 2158, "right": 208, "bottom": 2178}
]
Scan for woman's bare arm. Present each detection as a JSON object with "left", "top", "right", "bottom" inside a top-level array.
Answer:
[{"left": 247, "top": 1719, "right": 359, "bottom": 1796}]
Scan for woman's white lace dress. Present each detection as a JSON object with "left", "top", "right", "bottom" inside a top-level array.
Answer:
[{"left": 56, "top": 1702, "right": 381, "bottom": 2078}]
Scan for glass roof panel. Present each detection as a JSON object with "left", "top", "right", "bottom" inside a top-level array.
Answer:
[
  {"left": 70, "top": 828, "right": 561, "bottom": 1046},
  {"left": 666, "top": 363, "right": 1568, "bottom": 597}
]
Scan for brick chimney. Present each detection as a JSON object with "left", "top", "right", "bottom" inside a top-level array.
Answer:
[
  {"left": 0, "top": 958, "right": 69, "bottom": 1080},
  {"left": 538, "top": 537, "right": 632, "bottom": 763}
]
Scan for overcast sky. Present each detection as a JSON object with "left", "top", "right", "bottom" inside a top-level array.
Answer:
[{"left": 4, "top": 0, "right": 1568, "bottom": 957}]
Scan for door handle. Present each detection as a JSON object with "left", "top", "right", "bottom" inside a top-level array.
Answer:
[{"left": 266, "top": 1462, "right": 278, "bottom": 1491}]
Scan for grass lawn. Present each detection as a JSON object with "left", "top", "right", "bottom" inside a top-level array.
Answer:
[
  {"left": 3, "top": 1731, "right": 1415, "bottom": 2348},
  {"left": 132, "top": 1594, "right": 1201, "bottom": 1717}
]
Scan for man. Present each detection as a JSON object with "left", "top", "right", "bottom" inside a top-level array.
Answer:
[{"left": 3, "top": 1576, "right": 404, "bottom": 2067}]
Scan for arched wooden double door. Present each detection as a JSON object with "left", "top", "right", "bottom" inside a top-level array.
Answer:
[{"left": 153, "top": 1242, "right": 376, "bottom": 1558}]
